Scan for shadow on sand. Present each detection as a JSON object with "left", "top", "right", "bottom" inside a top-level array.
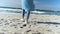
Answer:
[{"left": 37, "top": 21, "right": 60, "bottom": 24}]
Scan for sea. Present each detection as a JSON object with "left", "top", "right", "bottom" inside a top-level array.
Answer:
[
  {"left": 0, "top": 8, "right": 60, "bottom": 15},
  {"left": 0, "top": 0, "right": 60, "bottom": 15}
]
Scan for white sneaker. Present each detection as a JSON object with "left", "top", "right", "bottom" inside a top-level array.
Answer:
[{"left": 20, "top": 19, "right": 25, "bottom": 22}]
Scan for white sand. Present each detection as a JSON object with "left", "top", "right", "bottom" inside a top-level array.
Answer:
[{"left": 0, "top": 13, "right": 60, "bottom": 34}]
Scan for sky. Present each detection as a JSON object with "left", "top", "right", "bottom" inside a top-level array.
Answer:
[
  {"left": 35, "top": 0, "right": 60, "bottom": 11},
  {"left": 0, "top": 0, "right": 60, "bottom": 11},
  {"left": 0, "top": 0, "right": 21, "bottom": 8}
]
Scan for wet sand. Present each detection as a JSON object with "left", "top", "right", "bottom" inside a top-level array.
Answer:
[{"left": 0, "top": 13, "right": 60, "bottom": 34}]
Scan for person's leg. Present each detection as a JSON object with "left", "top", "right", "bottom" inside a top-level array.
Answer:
[
  {"left": 20, "top": 10, "right": 30, "bottom": 28},
  {"left": 25, "top": 10, "right": 30, "bottom": 23},
  {"left": 21, "top": 9, "right": 25, "bottom": 21}
]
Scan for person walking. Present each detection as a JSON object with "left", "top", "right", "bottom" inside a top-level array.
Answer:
[{"left": 21, "top": 0, "right": 35, "bottom": 26}]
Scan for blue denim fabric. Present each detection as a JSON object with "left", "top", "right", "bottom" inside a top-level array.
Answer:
[
  {"left": 22, "top": 9, "right": 30, "bottom": 19},
  {"left": 22, "top": 0, "right": 35, "bottom": 11}
]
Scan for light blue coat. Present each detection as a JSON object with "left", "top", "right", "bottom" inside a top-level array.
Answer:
[{"left": 22, "top": 0, "right": 35, "bottom": 11}]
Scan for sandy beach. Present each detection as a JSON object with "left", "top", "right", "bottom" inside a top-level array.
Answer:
[{"left": 0, "top": 13, "right": 60, "bottom": 34}]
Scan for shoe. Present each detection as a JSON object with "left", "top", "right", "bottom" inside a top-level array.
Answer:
[
  {"left": 20, "top": 19, "right": 25, "bottom": 22},
  {"left": 25, "top": 20, "right": 29, "bottom": 24}
]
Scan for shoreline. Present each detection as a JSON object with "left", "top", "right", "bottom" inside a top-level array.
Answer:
[{"left": 0, "top": 13, "right": 60, "bottom": 23}]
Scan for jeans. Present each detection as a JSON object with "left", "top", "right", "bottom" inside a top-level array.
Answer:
[{"left": 22, "top": 9, "right": 30, "bottom": 20}]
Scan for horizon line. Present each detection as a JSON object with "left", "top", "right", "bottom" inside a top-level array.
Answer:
[{"left": 0, "top": 6, "right": 60, "bottom": 12}]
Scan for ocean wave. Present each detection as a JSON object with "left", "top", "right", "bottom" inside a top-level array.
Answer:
[{"left": 0, "top": 7, "right": 60, "bottom": 15}]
